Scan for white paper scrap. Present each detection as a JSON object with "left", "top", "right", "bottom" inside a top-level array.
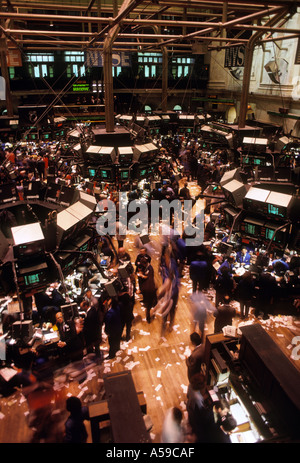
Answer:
[
  {"left": 139, "top": 330, "right": 151, "bottom": 336},
  {"left": 124, "top": 361, "right": 140, "bottom": 370},
  {"left": 139, "top": 346, "right": 151, "bottom": 351}
]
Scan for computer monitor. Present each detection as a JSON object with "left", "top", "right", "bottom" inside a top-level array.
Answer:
[
  {"left": 45, "top": 183, "right": 61, "bottom": 203},
  {"left": 24, "top": 272, "right": 43, "bottom": 287},
  {"left": 120, "top": 169, "right": 130, "bottom": 181},
  {"left": 17, "top": 260, "right": 50, "bottom": 289},
  {"left": 244, "top": 222, "right": 256, "bottom": 235},
  {"left": 23, "top": 181, "right": 41, "bottom": 200},
  {"left": 0, "top": 183, "right": 17, "bottom": 203},
  {"left": 118, "top": 146, "right": 133, "bottom": 164},
  {"left": 265, "top": 227, "right": 275, "bottom": 240},
  {"left": 88, "top": 168, "right": 97, "bottom": 178},
  {"left": 224, "top": 207, "right": 239, "bottom": 227},
  {"left": 267, "top": 203, "right": 286, "bottom": 219},
  {"left": 12, "top": 222, "right": 45, "bottom": 259},
  {"left": 241, "top": 217, "right": 264, "bottom": 238},
  {"left": 85, "top": 146, "right": 101, "bottom": 163},
  {"left": 100, "top": 257, "right": 109, "bottom": 267},
  {"left": 59, "top": 186, "right": 78, "bottom": 207},
  {"left": 264, "top": 222, "right": 287, "bottom": 244},
  {"left": 99, "top": 168, "right": 114, "bottom": 181}
]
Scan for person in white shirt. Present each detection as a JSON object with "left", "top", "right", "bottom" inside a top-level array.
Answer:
[{"left": 161, "top": 407, "right": 184, "bottom": 443}]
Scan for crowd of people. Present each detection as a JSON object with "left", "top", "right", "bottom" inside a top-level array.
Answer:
[{"left": 0, "top": 131, "right": 299, "bottom": 444}]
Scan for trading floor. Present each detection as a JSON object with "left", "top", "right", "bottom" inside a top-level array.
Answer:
[
  {"left": 0, "top": 172, "right": 299, "bottom": 444},
  {"left": 1, "top": 2, "right": 300, "bottom": 445}
]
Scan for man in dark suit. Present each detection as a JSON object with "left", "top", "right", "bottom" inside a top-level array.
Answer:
[
  {"left": 104, "top": 298, "right": 123, "bottom": 359},
  {"left": 179, "top": 182, "right": 191, "bottom": 200},
  {"left": 186, "top": 332, "right": 205, "bottom": 382},
  {"left": 83, "top": 298, "right": 104, "bottom": 359},
  {"left": 55, "top": 311, "right": 83, "bottom": 364},
  {"left": 135, "top": 247, "right": 151, "bottom": 269}
]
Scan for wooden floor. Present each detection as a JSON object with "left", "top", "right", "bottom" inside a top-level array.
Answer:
[{"left": 0, "top": 181, "right": 299, "bottom": 444}]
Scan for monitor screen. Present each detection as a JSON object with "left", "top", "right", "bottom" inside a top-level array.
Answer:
[
  {"left": 26, "top": 133, "right": 37, "bottom": 141},
  {"left": 21, "top": 267, "right": 49, "bottom": 287},
  {"left": 89, "top": 168, "right": 96, "bottom": 177},
  {"left": 73, "top": 83, "right": 90, "bottom": 92},
  {"left": 264, "top": 227, "right": 286, "bottom": 244},
  {"left": 14, "top": 241, "right": 45, "bottom": 259},
  {"left": 101, "top": 170, "right": 109, "bottom": 179},
  {"left": 99, "top": 169, "right": 112, "bottom": 180},
  {"left": 265, "top": 228, "right": 275, "bottom": 240},
  {"left": 120, "top": 170, "right": 129, "bottom": 180},
  {"left": 245, "top": 223, "right": 256, "bottom": 235},
  {"left": 24, "top": 273, "right": 41, "bottom": 286},
  {"left": 267, "top": 204, "right": 285, "bottom": 218}
]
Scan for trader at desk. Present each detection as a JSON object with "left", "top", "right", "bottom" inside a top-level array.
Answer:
[
  {"left": 51, "top": 312, "right": 85, "bottom": 365},
  {"left": 236, "top": 248, "right": 251, "bottom": 266}
]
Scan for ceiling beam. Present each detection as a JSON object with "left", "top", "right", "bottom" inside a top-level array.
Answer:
[
  {"left": 14, "top": 37, "right": 249, "bottom": 47},
  {"left": 10, "top": 0, "right": 267, "bottom": 12},
  {"left": 12, "top": 0, "right": 300, "bottom": 9},
  {"left": 5, "top": 28, "right": 248, "bottom": 42},
  {"left": 0, "top": 9, "right": 288, "bottom": 27},
  {"left": 152, "top": 4, "right": 287, "bottom": 48}
]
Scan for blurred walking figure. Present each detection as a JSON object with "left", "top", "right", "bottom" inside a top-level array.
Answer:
[
  {"left": 161, "top": 407, "right": 185, "bottom": 443},
  {"left": 189, "top": 292, "right": 217, "bottom": 338},
  {"left": 152, "top": 243, "right": 180, "bottom": 340},
  {"left": 136, "top": 257, "right": 157, "bottom": 324}
]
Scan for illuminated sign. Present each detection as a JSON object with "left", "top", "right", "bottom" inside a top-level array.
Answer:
[{"left": 73, "top": 83, "right": 90, "bottom": 92}]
